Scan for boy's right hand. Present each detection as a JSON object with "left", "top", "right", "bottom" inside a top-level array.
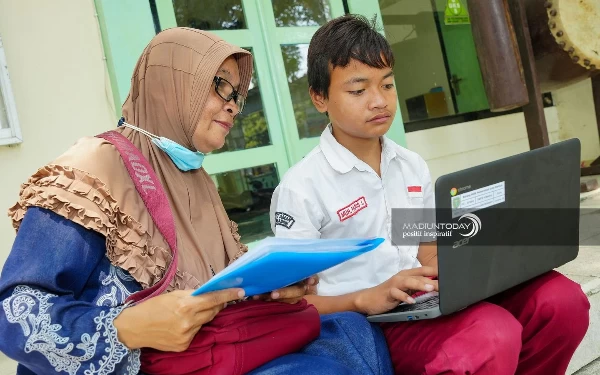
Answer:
[{"left": 354, "top": 266, "right": 439, "bottom": 315}]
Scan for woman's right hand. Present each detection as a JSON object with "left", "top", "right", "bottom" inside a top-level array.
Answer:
[
  {"left": 114, "top": 288, "right": 245, "bottom": 352},
  {"left": 354, "top": 267, "right": 438, "bottom": 316}
]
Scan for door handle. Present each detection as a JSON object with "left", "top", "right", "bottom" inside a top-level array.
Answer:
[{"left": 450, "top": 74, "right": 463, "bottom": 95}]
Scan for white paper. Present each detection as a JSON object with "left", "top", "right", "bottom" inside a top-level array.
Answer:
[{"left": 451, "top": 181, "right": 505, "bottom": 218}]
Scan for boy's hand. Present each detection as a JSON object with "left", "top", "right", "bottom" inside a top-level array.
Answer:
[
  {"left": 306, "top": 274, "right": 319, "bottom": 295},
  {"left": 354, "top": 266, "right": 438, "bottom": 315}
]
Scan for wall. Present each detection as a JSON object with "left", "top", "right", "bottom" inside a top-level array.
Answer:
[
  {"left": 381, "top": 0, "right": 455, "bottom": 122},
  {"left": 554, "top": 79, "right": 600, "bottom": 163},
  {"left": 0, "top": 0, "right": 115, "bottom": 267},
  {"left": 407, "top": 78, "right": 599, "bottom": 184}
]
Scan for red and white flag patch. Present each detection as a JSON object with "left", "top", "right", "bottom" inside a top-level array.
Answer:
[
  {"left": 407, "top": 185, "right": 423, "bottom": 198},
  {"left": 337, "top": 196, "right": 368, "bottom": 222}
]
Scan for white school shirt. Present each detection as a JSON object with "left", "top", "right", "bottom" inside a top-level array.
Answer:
[{"left": 270, "top": 125, "right": 435, "bottom": 296}]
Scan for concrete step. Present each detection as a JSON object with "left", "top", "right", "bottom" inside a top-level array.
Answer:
[
  {"left": 563, "top": 274, "right": 600, "bottom": 374},
  {"left": 566, "top": 177, "right": 600, "bottom": 374},
  {"left": 573, "top": 356, "right": 600, "bottom": 375}
]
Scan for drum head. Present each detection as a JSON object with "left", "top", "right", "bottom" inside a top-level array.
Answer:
[{"left": 549, "top": 0, "right": 599, "bottom": 71}]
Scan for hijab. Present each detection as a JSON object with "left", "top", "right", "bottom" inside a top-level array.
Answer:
[{"left": 9, "top": 28, "right": 253, "bottom": 290}]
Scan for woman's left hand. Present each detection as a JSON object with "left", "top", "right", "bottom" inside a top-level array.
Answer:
[{"left": 252, "top": 275, "right": 319, "bottom": 304}]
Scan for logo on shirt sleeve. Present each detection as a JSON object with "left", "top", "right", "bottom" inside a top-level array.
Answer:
[
  {"left": 337, "top": 196, "right": 368, "bottom": 222},
  {"left": 275, "top": 212, "right": 295, "bottom": 229}
]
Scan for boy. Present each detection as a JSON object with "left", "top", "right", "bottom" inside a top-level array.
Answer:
[{"left": 270, "top": 14, "right": 589, "bottom": 375}]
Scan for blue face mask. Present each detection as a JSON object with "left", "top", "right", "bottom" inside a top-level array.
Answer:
[
  {"left": 118, "top": 119, "right": 205, "bottom": 172},
  {"left": 151, "top": 137, "right": 205, "bottom": 171}
]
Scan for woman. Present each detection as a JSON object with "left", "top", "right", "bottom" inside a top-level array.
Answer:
[{"left": 0, "top": 28, "right": 392, "bottom": 374}]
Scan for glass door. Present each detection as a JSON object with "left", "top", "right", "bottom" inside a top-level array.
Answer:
[
  {"left": 256, "top": 0, "right": 345, "bottom": 162},
  {"left": 263, "top": 0, "right": 406, "bottom": 162},
  {"left": 349, "top": 0, "right": 489, "bottom": 123},
  {"left": 156, "top": 0, "right": 293, "bottom": 243},
  {"left": 155, "top": 0, "right": 346, "bottom": 243}
]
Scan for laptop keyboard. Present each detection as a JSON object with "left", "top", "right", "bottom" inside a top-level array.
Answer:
[{"left": 393, "top": 293, "right": 440, "bottom": 312}]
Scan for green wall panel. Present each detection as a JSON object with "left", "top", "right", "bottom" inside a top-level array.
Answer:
[{"left": 94, "top": 0, "right": 156, "bottom": 114}]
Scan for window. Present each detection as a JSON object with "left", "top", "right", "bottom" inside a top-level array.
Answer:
[
  {"left": 147, "top": 0, "right": 347, "bottom": 243},
  {"left": 373, "top": 0, "right": 558, "bottom": 132},
  {"left": 212, "top": 163, "right": 280, "bottom": 243},
  {"left": 172, "top": 0, "right": 247, "bottom": 30},
  {"left": 0, "top": 35, "right": 22, "bottom": 145},
  {"left": 272, "top": 0, "right": 332, "bottom": 27},
  {"left": 379, "top": 0, "right": 488, "bottom": 125},
  {"left": 281, "top": 44, "right": 329, "bottom": 139}
]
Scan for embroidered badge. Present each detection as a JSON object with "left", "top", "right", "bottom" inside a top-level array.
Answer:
[
  {"left": 275, "top": 212, "right": 295, "bottom": 229},
  {"left": 337, "top": 196, "right": 368, "bottom": 222}
]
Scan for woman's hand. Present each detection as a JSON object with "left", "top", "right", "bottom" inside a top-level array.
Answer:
[
  {"left": 252, "top": 276, "right": 319, "bottom": 304},
  {"left": 114, "top": 288, "right": 244, "bottom": 352},
  {"left": 354, "top": 267, "right": 438, "bottom": 316}
]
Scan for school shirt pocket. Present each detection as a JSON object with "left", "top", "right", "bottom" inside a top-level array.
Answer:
[{"left": 408, "top": 196, "right": 424, "bottom": 207}]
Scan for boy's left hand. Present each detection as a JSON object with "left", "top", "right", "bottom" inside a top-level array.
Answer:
[
  {"left": 306, "top": 274, "right": 319, "bottom": 295},
  {"left": 252, "top": 276, "right": 319, "bottom": 304}
]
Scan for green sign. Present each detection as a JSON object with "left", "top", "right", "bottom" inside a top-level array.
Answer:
[{"left": 445, "top": 0, "right": 470, "bottom": 25}]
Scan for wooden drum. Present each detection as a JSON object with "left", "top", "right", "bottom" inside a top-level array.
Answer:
[{"left": 525, "top": 0, "right": 600, "bottom": 92}]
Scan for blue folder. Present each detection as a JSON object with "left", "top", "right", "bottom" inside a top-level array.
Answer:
[{"left": 192, "top": 237, "right": 384, "bottom": 296}]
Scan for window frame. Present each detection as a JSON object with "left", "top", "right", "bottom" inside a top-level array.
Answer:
[
  {"left": 344, "top": 0, "right": 556, "bottom": 133},
  {"left": 0, "top": 34, "right": 22, "bottom": 146}
]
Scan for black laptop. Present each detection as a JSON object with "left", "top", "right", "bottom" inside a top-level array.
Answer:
[{"left": 367, "top": 138, "right": 581, "bottom": 323}]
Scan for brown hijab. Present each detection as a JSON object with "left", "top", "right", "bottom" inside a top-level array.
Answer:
[{"left": 8, "top": 28, "right": 253, "bottom": 291}]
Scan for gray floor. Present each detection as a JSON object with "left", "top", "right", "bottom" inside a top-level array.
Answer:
[
  {"left": 574, "top": 357, "right": 600, "bottom": 375},
  {"left": 560, "top": 186, "right": 600, "bottom": 287}
]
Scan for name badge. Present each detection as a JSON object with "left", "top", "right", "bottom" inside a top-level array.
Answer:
[{"left": 337, "top": 196, "right": 368, "bottom": 222}]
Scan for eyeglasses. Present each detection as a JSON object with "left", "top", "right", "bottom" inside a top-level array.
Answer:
[{"left": 213, "top": 76, "right": 246, "bottom": 114}]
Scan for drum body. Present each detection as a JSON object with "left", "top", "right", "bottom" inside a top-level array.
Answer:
[{"left": 525, "top": 0, "right": 600, "bottom": 92}]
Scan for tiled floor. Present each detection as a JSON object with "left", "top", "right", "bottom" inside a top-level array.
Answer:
[{"left": 0, "top": 354, "right": 16, "bottom": 375}]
